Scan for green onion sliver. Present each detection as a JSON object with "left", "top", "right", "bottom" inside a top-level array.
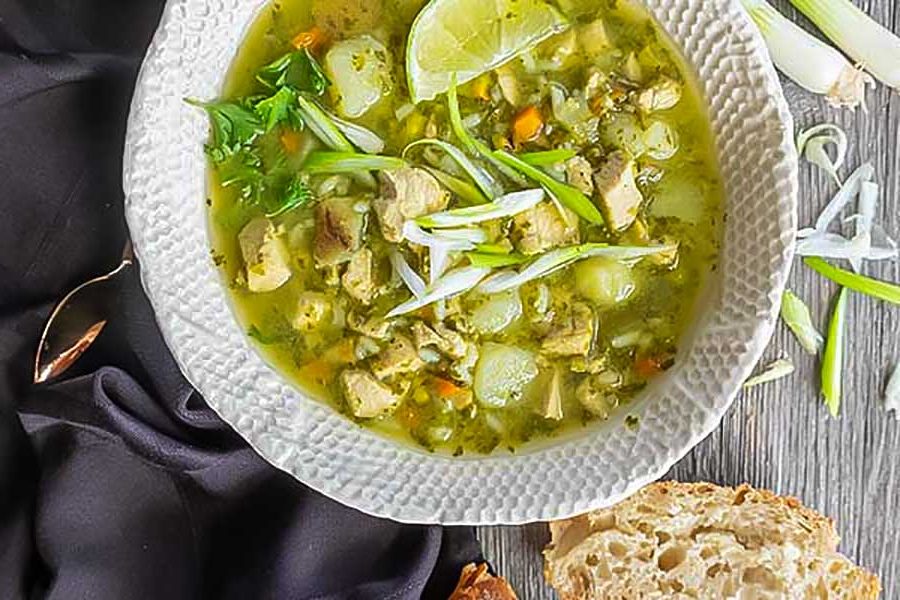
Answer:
[
  {"left": 447, "top": 75, "right": 528, "bottom": 186},
  {"left": 386, "top": 266, "right": 491, "bottom": 317},
  {"left": 821, "top": 287, "right": 848, "bottom": 417},
  {"left": 780, "top": 289, "right": 824, "bottom": 354},
  {"left": 474, "top": 243, "right": 512, "bottom": 255},
  {"left": 478, "top": 243, "right": 675, "bottom": 294},
  {"left": 466, "top": 252, "right": 529, "bottom": 268},
  {"left": 743, "top": 358, "right": 795, "bottom": 388},
  {"left": 303, "top": 152, "right": 407, "bottom": 175},
  {"left": 416, "top": 188, "right": 544, "bottom": 228},
  {"left": 403, "top": 139, "right": 497, "bottom": 200},
  {"left": 804, "top": 257, "right": 900, "bottom": 304},
  {"left": 518, "top": 149, "right": 578, "bottom": 167},
  {"left": 295, "top": 94, "right": 353, "bottom": 152},
  {"left": 491, "top": 150, "right": 605, "bottom": 225},
  {"left": 423, "top": 167, "right": 488, "bottom": 206}
]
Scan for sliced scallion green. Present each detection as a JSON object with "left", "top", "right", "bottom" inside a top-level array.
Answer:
[
  {"left": 422, "top": 167, "right": 488, "bottom": 205},
  {"left": 518, "top": 149, "right": 578, "bottom": 167},
  {"left": 821, "top": 287, "right": 848, "bottom": 417},
  {"left": 743, "top": 358, "right": 795, "bottom": 388},
  {"left": 416, "top": 189, "right": 544, "bottom": 228},
  {"left": 386, "top": 266, "right": 491, "bottom": 317},
  {"left": 447, "top": 75, "right": 528, "bottom": 186},
  {"left": 403, "top": 139, "right": 497, "bottom": 199},
  {"left": 295, "top": 94, "right": 353, "bottom": 152},
  {"left": 474, "top": 243, "right": 513, "bottom": 255},
  {"left": 780, "top": 289, "right": 824, "bottom": 354},
  {"left": 804, "top": 257, "right": 900, "bottom": 304},
  {"left": 491, "top": 150, "right": 605, "bottom": 225},
  {"left": 466, "top": 252, "right": 529, "bottom": 268},
  {"left": 302, "top": 152, "right": 406, "bottom": 175},
  {"left": 478, "top": 243, "right": 675, "bottom": 294}
]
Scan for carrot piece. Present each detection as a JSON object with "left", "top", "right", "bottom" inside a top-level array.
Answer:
[
  {"left": 634, "top": 357, "right": 663, "bottom": 378},
  {"left": 433, "top": 377, "right": 462, "bottom": 398},
  {"left": 291, "top": 26, "right": 326, "bottom": 51},
  {"left": 511, "top": 105, "right": 544, "bottom": 147},
  {"left": 280, "top": 130, "right": 302, "bottom": 154}
]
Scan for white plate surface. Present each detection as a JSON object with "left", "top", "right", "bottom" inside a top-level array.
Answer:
[{"left": 123, "top": 0, "right": 797, "bottom": 524}]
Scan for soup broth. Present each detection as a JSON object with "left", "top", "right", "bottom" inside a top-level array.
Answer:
[{"left": 204, "top": 0, "right": 724, "bottom": 455}]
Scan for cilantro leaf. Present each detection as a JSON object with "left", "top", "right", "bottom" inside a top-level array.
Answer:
[
  {"left": 254, "top": 87, "right": 304, "bottom": 132},
  {"left": 265, "top": 175, "right": 315, "bottom": 217},
  {"left": 257, "top": 49, "right": 330, "bottom": 96},
  {"left": 186, "top": 98, "right": 263, "bottom": 162}
]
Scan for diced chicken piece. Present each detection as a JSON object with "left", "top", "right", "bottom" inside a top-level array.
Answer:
[
  {"left": 495, "top": 63, "right": 522, "bottom": 107},
  {"left": 411, "top": 321, "right": 468, "bottom": 360},
  {"left": 340, "top": 369, "right": 399, "bottom": 418},
  {"left": 542, "top": 303, "right": 595, "bottom": 357},
  {"left": 543, "top": 369, "right": 564, "bottom": 421},
  {"left": 432, "top": 323, "right": 468, "bottom": 360},
  {"left": 412, "top": 321, "right": 444, "bottom": 351},
  {"left": 635, "top": 76, "right": 682, "bottom": 113},
  {"left": 577, "top": 20, "right": 610, "bottom": 56},
  {"left": 565, "top": 155, "right": 594, "bottom": 195},
  {"left": 593, "top": 151, "right": 644, "bottom": 232},
  {"left": 325, "top": 35, "right": 393, "bottom": 118},
  {"left": 347, "top": 312, "right": 394, "bottom": 340},
  {"left": 341, "top": 248, "right": 380, "bottom": 305},
  {"left": 354, "top": 336, "right": 382, "bottom": 361},
  {"left": 512, "top": 201, "right": 580, "bottom": 255},
  {"left": 314, "top": 196, "right": 366, "bottom": 266},
  {"left": 371, "top": 334, "right": 425, "bottom": 380},
  {"left": 576, "top": 375, "right": 620, "bottom": 419},
  {"left": 449, "top": 342, "right": 479, "bottom": 386},
  {"left": 238, "top": 218, "right": 292, "bottom": 293},
  {"left": 292, "top": 291, "right": 332, "bottom": 332},
  {"left": 374, "top": 168, "right": 449, "bottom": 242}
]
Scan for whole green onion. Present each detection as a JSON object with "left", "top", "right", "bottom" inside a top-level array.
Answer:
[{"left": 790, "top": 0, "right": 900, "bottom": 91}]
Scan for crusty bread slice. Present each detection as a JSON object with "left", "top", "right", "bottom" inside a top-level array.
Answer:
[
  {"left": 543, "top": 482, "right": 880, "bottom": 599},
  {"left": 449, "top": 562, "right": 518, "bottom": 600}
]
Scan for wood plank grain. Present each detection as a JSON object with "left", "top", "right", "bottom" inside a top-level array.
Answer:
[{"left": 477, "top": 1, "right": 900, "bottom": 597}]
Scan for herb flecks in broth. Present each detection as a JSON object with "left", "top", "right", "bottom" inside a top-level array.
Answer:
[{"left": 200, "top": 0, "right": 724, "bottom": 455}]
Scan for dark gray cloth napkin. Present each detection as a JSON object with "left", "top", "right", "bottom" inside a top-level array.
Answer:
[{"left": 0, "top": 1, "right": 482, "bottom": 598}]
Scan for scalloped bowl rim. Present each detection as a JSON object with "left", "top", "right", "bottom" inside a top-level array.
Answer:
[{"left": 123, "top": 0, "right": 797, "bottom": 524}]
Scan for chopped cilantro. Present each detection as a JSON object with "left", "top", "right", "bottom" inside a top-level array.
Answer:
[
  {"left": 185, "top": 98, "right": 263, "bottom": 163},
  {"left": 254, "top": 87, "right": 304, "bottom": 132},
  {"left": 257, "top": 48, "right": 330, "bottom": 96}
]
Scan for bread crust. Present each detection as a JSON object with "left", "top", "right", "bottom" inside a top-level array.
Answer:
[
  {"left": 543, "top": 481, "right": 880, "bottom": 600},
  {"left": 449, "top": 562, "right": 519, "bottom": 600}
]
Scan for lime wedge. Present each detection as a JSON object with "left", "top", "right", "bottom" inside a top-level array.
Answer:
[{"left": 406, "top": 0, "right": 569, "bottom": 103}]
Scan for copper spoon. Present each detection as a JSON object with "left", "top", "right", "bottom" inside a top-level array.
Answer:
[{"left": 33, "top": 242, "right": 134, "bottom": 384}]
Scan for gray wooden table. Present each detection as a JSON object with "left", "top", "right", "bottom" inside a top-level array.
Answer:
[{"left": 477, "top": 2, "right": 900, "bottom": 597}]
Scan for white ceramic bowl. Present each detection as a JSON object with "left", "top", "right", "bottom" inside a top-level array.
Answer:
[{"left": 123, "top": 0, "right": 797, "bottom": 524}]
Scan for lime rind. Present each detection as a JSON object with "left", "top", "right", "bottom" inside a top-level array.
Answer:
[{"left": 406, "top": 0, "right": 569, "bottom": 103}]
